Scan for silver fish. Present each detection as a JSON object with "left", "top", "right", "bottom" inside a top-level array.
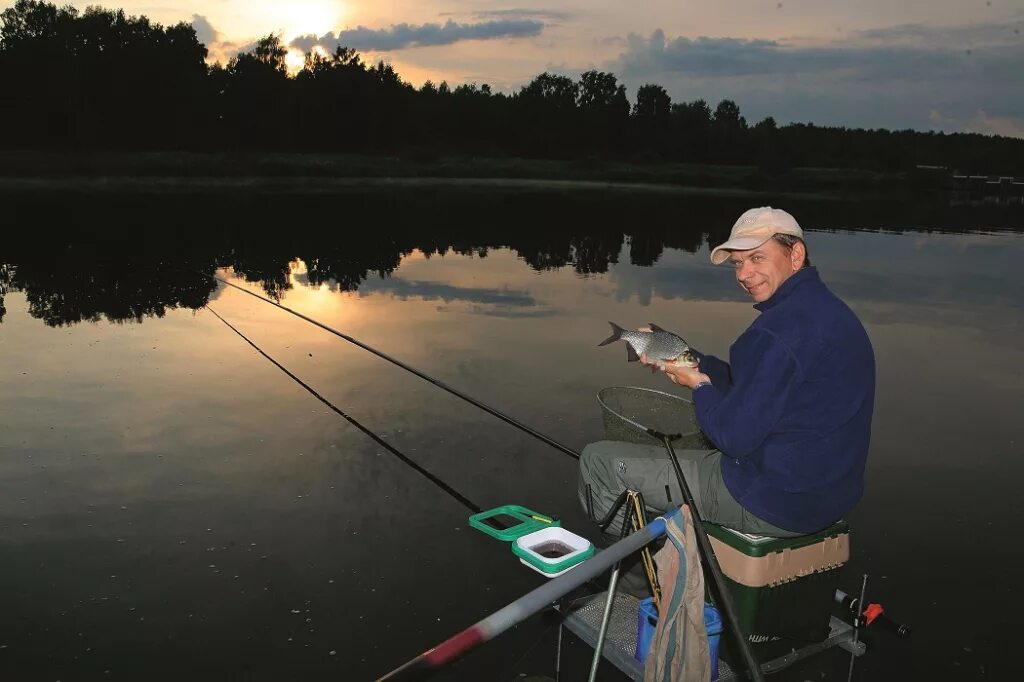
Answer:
[{"left": 598, "top": 322, "right": 697, "bottom": 367}]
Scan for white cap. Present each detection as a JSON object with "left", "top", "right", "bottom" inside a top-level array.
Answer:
[{"left": 710, "top": 207, "right": 803, "bottom": 265}]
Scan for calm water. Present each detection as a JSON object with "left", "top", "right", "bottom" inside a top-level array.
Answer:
[{"left": 1, "top": 188, "right": 1022, "bottom": 681}]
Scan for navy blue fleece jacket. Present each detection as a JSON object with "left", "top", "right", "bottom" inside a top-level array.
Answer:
[{"left": 693, "top": 267, "right": 875, "bottom": 533}]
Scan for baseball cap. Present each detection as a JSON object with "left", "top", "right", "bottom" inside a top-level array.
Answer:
[{"left": 710, "top": 207, "right": 803, "bottom": 265}]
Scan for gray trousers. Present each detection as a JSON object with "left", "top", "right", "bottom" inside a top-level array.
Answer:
[{"left": 577, "top": 440, "right": 802, "bottom": 538}]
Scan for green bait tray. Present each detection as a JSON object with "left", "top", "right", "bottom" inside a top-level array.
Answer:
[{"left": 468, "top": 504, "right": 560, "bottom": 541}]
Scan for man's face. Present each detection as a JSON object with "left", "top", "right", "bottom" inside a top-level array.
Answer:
[{"left": 726, "top": 238, "right": 804, "bottom": 303}]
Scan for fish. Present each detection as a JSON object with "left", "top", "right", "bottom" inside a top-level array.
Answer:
[{"left": 598, "top": 322, "right": 698, "bottom": 368}]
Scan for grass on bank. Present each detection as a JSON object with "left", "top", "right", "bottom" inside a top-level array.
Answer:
[{"left": 0, "top": 150, "right": 918, "bottom": 196}]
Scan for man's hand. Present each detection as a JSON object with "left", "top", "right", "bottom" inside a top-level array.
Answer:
[{"left": 640, "top": 352, "right": 711, "bottom": 390}]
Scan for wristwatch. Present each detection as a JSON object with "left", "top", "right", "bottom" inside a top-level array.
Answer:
[{"left": 694, "top": 380, "right": 712, "bottom": 391}]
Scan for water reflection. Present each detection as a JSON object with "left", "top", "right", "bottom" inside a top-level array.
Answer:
[
  {"left": 2, "top": 189, "right": 1021, "bottom": 328},
  {"left": 1, "top": 188, "right": 1022, "bottom": 680}
]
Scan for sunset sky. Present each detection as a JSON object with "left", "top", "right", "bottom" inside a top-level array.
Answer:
[{"left": 8, "top": 1, "right": 1024, "bottom": 136}]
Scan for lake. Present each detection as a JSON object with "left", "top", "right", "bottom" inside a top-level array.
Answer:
[{"left": 1, "top": 186, "right": 1021, "bottom": 681}]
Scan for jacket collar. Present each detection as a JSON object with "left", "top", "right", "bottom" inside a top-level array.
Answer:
[{"left": 753, "top": 266, "right": 820, "bottom": 312}]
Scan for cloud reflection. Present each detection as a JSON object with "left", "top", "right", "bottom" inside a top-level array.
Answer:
[{"left": 360, "top": 276, "right": 549, "bottom": 311}]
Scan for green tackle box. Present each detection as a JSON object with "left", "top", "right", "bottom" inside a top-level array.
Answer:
[{"left": 703, "top": 519, "right": 850, "bottom": 663}]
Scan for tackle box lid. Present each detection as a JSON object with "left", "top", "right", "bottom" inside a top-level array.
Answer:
[{"left": 702, "top": 519, "right": 849, "bottom": 558}]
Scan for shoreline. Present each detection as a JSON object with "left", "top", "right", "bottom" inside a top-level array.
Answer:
[
  {"left": 0, "top": 175, "right": 841, "bottom": 199},
  {"left": 0, "top": 151, "right": 918, "bottom": 198}
]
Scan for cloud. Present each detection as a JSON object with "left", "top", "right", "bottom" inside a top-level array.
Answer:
[
  {"left": 190, "top": 14, "right": 245, "bottom": 65},
  {"left": 290, "top": 19, "right": 543, "bottom": 53},
  {"left": 615, "top": 27, "right": 1022, "bottom": 81},
  {"left": 855, "top": 21, "right": 1023, "bottom": 48},
  {"left": 965, "top": 110, "right": 1024, "bottom": 138},
  {"left": 610, "top": 22, "right": 1024, "bottom": 135},
  {"left": 190, "top": 14, "right": 218, "bottom": 47},
  {"left": 468, "top": 9, "right": 570, "bottom": 23}
]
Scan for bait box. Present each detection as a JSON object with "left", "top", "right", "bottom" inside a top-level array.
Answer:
[
  {"left": 703, "top": 520, "right": 849, "bottom": 663},
  {"left": 512, "top": 527, "right": 594, "bottom": 578}
]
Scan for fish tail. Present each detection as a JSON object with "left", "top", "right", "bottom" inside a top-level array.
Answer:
[{"left": 598, "top": 321, "right": 625, "bottom": 346}]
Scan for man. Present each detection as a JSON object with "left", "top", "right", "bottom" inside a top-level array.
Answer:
[{"left": 579, "top": 206, "right": 875, "bottom": 537}]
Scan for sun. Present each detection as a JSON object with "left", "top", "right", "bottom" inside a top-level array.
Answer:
[{"left": 252, "top": 0, "right": 345, "bottom": 40}]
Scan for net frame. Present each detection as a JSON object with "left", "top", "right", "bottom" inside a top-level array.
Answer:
[{"left": 597, "top": 386, "right": 710, "bottom": 450}]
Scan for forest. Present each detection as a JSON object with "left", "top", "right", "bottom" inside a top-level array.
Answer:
[{"left": 1, "top": 0, "right": 1022, "bottom": 174}]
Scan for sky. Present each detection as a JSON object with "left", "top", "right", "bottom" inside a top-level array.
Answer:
[{"left": 9, "top": 0, "right": 1024, "bottom": 136}]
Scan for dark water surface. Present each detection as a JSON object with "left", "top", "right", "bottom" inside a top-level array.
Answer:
[{"left": 1, "top": 188, "right": 1022, "bottom": 681}]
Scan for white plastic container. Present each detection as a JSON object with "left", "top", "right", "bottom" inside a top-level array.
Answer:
[{"left": 513, "top": 526, "right": 594, "bottom": 578}]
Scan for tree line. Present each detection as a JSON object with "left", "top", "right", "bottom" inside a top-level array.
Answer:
[{"left": 1, "top": 0, "right": 1022, "bottom": 174}]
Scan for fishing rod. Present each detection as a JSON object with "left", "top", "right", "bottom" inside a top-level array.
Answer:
[
  {"left": 207, "top": 303, "right": 618, "bottom": 611},
  {"left": 661, "top": 435, "right": 765, "bottom": 682},
  {"left": 377, "top": 510, "right": 677, "bottom": 681},
  {"left": 196, "top": 271, "right": 581, "bottom": 461},
  {"left": 205, "top": 305, "right": 482, "bottom": 514}
]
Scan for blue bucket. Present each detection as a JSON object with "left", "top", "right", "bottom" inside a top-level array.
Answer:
[
  {"left": 635, "top": 597, "right": 659, "bottom": 663},
  {"left": 704, "top": 603, "right": 723, "bottom": 681},
  {"left": 636, "top": 598, "right": 723, "bottom": 681}
]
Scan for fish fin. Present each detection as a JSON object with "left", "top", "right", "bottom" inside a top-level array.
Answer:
[
  {"left": 598, "top": 321, "right": 625, "bottom": 347},
  {"left": 626, "top": 344, "right": 640, "bottom": 362}
]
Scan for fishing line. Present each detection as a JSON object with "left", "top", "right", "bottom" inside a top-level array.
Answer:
[
  {"left": 197, "top": 270, "right": 580, "bottom": 461},
  {"left": 207, "top": 306, "right": 615, "bottom": 606},
  {"left": 205, "top": 305, "right": 482, "bottom": 514}
]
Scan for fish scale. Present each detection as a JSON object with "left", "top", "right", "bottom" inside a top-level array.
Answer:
[{"left": 598, "top": 322, "right": 696, "bottom": 366}]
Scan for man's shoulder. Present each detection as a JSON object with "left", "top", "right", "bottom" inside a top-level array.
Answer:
[
  {"left": 756, "top": 278, "right": 869, "bottom": 349},
  {"left": 785, "top": 275, "right": 861, "bottom": 324}
]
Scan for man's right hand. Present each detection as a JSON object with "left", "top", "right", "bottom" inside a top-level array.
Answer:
[{"left": 641, "top": 352, "right": 711, "bottom": 389}]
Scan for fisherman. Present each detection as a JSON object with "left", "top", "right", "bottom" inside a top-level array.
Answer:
[{"left": 579, "top": 206, "right": 875, "bottom": 538}]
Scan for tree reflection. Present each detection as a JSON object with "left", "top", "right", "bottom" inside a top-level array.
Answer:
[
  {"left": 0, "top": 188, "right": 1020, "bottom": 327},
  {"left": 0, "top": 263, "right": 11, "bottom": 322}
]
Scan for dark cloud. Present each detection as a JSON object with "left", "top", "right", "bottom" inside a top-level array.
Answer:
[
  {"left": 856, "top": 20, "right": 1024, "bottom": 46},
  {"left": 615, "top": 27, "right": 1021, "bottom": 80},
  {"left": 611, "top": 23, "right": 1024, "bottom": 135},
  {"left": 290, "top": 18, "right": 543, "bottom": 53}
]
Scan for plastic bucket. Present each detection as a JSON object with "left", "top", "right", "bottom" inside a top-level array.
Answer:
[
  {"left": 705, "top": 603, "right": 723, "bottom": 681},
  {"left": 635, "top": 597, "right": 658, "bottom": 663},
  {"left": 635, "top": 598, "right": 723, "bottom": 681}
]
